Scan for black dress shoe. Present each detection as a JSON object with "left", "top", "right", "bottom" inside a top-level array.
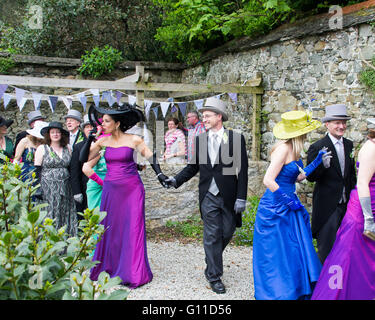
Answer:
[{"left": 210, "top": 280, "right": 226, "bottom": 294}]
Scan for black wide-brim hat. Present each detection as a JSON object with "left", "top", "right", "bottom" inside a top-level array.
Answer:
[
  {"left": 90, "top": 103, "right": 145, "bottom": 127},
  {"left": 41, "top": 121, "right": 69, "bottom": 137},
  {"left": 0, "top": 116, "right": 14, "bottom": 128}
]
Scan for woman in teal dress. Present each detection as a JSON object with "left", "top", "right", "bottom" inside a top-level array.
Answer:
[
  {"left": 0, "top": 116, "right": 14, "bottom": 162},
  {"left": 83, "top": 153, "right": 107, "bottom": 210},
  {"left": 253, "top": 110, "right": 330, "bottom": 300}
]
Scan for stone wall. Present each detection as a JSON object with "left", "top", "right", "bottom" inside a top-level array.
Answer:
[{"left": 2, "top": 4, "right": 375, "bottom": 223}]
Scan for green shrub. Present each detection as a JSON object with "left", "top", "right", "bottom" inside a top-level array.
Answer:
[
  {"left": 0, "top": 56, "right": 15, "bottom": 74},
  {"left": 232, "top": 195, "right": 260, "bottom": 246},
  {"left": 78, "top": 45, "right": 123, "bottom": 78},
  {"left": 0, "top": 154, "right": 128, "bottom": 300},
  {"left": 360, "top": 56, "right": 375, "bottom": 95},
  {"left": 166, "top": 214, "right": 203, "bottom": 239}
]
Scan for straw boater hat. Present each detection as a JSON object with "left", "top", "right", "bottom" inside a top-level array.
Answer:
[
  {"left": 273, "top": 110, "right": 321, "bottom": 140},
  {"left": 64, "top": 109, "right": 83, "bottom": 123},
  {"left": 199, "top": 97, "right": 228, "bottom": 122},
  {"left": 27, "top": 110, "right": 46, "bottom": 126},
  {"left": 321, "top": 104, "right": 351, "bottom": 123},
  {"left": 41, "top": 121, "right": 69, "bottom": 137},
  {"left": 26, "top": 121, "right": 49, "bottom": 139}
]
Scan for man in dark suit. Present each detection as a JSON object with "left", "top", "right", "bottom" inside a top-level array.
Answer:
[
  {"left": 165, "top": 97, "right": 248, "bottom": 294},
  {"left": 306, "top": 104, "right": 357, "bottom": 264},
  {"left": 70, "top": 114, "right": 91, "bottom": 218}
]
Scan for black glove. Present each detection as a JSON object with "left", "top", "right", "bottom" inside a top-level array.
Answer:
[
  {"left": 34, "top": 165, "right": 43, "bottom": 200},
  {"left": 234, "top": 199, "right": 246, "bottom": 228},
  {"left": 165, "top": 177, "right": 177, "bottom": 189},
  {"left": 79, "top": 129, "right": 96, "bottom": 163},
  {"left": 147, "top": 153, "right": 169, "bottom": 188}
]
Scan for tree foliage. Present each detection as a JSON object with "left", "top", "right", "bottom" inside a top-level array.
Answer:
[
  {"left": 0, "top": 0, "right": 172, "bottom": 61},
  {"left": 153, "top": 0, "right": 364, "bottom": 64}
]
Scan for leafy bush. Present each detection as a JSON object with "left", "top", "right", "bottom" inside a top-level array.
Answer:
[
  {"left": 166, "top": 214, "right": 203, "bottom": 239},
  {"left": 232, "top": 195, "right": 260, "bottom": 246},
  {"left": 360, "top": 56, "right": 375, "bottom": 96},
  {"left": 0, "top": 154, "right": 128, "bottom": 300},
  {"left": 0, "top": 56, "right": 15, "bottom": 74},
  {"left": 78, "top": 45, "right": 123, "bottom": 78}
]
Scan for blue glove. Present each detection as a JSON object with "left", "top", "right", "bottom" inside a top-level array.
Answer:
[
  {"left": 303, "top": 148, "right": 327, "bottom": 177},
  {"left": 273, "top": 188, "right": 303, "bottom": 211}
]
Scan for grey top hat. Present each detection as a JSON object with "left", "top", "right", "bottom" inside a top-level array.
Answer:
[
  {"left": 81, "top": 114, "right": 91, "bottom": 129},
  {"left": 322, "top": 104, "right": 351, "bottom": 123},
  {"left": 27, "top": 110, "right": 46, "bottom": 126},
  {"left": 64, "top": 109, "right": 83, "bottom": 123},
  {"left": 199, "top": 97, "right": 228, "bottom": 122}
]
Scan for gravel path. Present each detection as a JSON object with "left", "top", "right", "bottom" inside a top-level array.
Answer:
[{"left": 126, "top": 241, "right": 255, "bottom": 300}]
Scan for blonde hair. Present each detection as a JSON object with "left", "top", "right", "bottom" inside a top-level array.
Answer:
[{"left": 270, "top": 134, "right": 306, "bottom": 160}]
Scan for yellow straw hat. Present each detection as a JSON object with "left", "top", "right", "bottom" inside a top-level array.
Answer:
[{"left": 273, "top": 110, "right": 321, "bottom": 140}]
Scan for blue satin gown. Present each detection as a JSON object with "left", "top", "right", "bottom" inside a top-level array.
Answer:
[{"left": 253, "top": 159, "right": 322, "bottom": 300}]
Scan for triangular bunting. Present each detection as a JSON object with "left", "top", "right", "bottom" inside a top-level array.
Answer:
[
  {"left": 194, "top": 99, "right": 204, "bottom": 110},
  {"left": 93, "top": 95, "right": 100, "bottom": 107},
  {"left": 144, "top": 99, "right": 153, "bottom": 121},
  {"left": 48, "top": 96, "right": 58, "bottom": 113},
  {"left": 19, "top": 98, "right": 28, "bottom": 112},
  {"left": 3, "top": 93, "right": 12, "bottom": 109},
  {"left": 31, "top": 92, "right": 43, "bottom": 110},
  {"left": 0, "top": 84, "right": 8, "bottom": 100},
  {"left": 160, "top": 102, "right": 170, "bottom": 118},
  {"left": 15, "top": 88, "right": 26, "bottom": 108},
  {"left": 61, "top": 96, "right": 73, "bottom": 110},
  {"left": 77, "top": 92, "right": 87, "bottom": 111},
  {"left": 116, "top": 91, "right": 123, "bottom": 104},
  {"left": 177, "top": 102, "right": 187, "bottom": 116},
  {"left": 128, "top": 95, "right": 136, "bottom": 106},
  {"left": 228, "top": 92, "right": 237, "bottom": 104},
  {"left": 152, "top": 107, "right": 159, "bottom": 119}
]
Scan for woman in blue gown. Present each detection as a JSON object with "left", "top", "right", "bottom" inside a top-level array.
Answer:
[{"left": 253, "top": 110, "right": 329, "bottom": 300}]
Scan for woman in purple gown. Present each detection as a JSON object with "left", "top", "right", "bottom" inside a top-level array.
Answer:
[
  {"left": 312, "top": 120, "right": 375, "bottom": 300},
  {"left": 80, "top": 103, "right": 169, "bottom": 288}
]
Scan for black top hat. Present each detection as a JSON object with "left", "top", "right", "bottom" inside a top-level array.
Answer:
[
  {"left": 92, "top": 102, "right": 145, "bottom": 128},
  {"left": 41, "top": 121, "right": 69, "bottom": 137},
  {"left": 0, "top": 116, "right": 13, "bottom": 128}
]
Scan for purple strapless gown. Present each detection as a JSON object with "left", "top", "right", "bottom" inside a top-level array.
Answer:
[
  {"left": 90, "top": 146, "right": 153, "bottom": 288},
  {"left": 312, "top": 163, "right": 375, "bottom": 300}
]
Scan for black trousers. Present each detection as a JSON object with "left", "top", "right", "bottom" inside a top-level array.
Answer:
[
  {"left": 201, "top": 192, "right": 236, "bottom": 282},
  {"left": 316, "top": 202, "right": 348, "bottom": 264}
]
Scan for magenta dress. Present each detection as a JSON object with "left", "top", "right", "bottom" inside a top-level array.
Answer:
[
  {"left": 312, "top": 163, "right": 375, "bottom": 300},
  {"left": 90, "top": 146, "right": 153, "bottom": 288}
]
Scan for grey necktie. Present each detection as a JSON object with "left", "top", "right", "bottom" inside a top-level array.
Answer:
[
  {"left": 336, "top": 140, "right": 345, "bottom": 176},
  {"left": 208, "top": 133, "right": 220, "bottom": 195},
  {"left": 336, "top": 139, "right": 346, "bottom": 202}
]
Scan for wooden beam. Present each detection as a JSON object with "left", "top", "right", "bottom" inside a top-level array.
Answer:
[
  {"left": 251, "top": 93, "right": 262, "bottom": 161},
  {"left": 0, "top": 75, "right": 263, "bottom": 94}
]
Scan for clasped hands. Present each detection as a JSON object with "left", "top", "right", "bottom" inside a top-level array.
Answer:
[{"left": 157, "top": 174, "right": 177, "bottom": 189}]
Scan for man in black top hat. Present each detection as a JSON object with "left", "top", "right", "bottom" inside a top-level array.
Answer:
[{"left": 306, "top": 104, "right": 357, "bottom": 264}]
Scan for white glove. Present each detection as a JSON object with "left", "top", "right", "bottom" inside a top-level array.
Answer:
[
  {"left": 74, "top": 193, "right": 83, "bottom": 204},
  {"left": 321, "top": 147, "right": 332, "bottom": 168}
]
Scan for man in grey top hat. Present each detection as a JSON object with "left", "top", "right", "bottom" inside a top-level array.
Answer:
[
  {"left": 306, "top": 104, "right": 357, "bottom": 264},
  {"left": 64, "top": 109, "right": 84, "bottom": 151},
  {"left": 164, "top": 97, "right": 248, "bottom": 294},
  {"left": 14, "top": 110, "right": 46, "bottom": 153}
]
